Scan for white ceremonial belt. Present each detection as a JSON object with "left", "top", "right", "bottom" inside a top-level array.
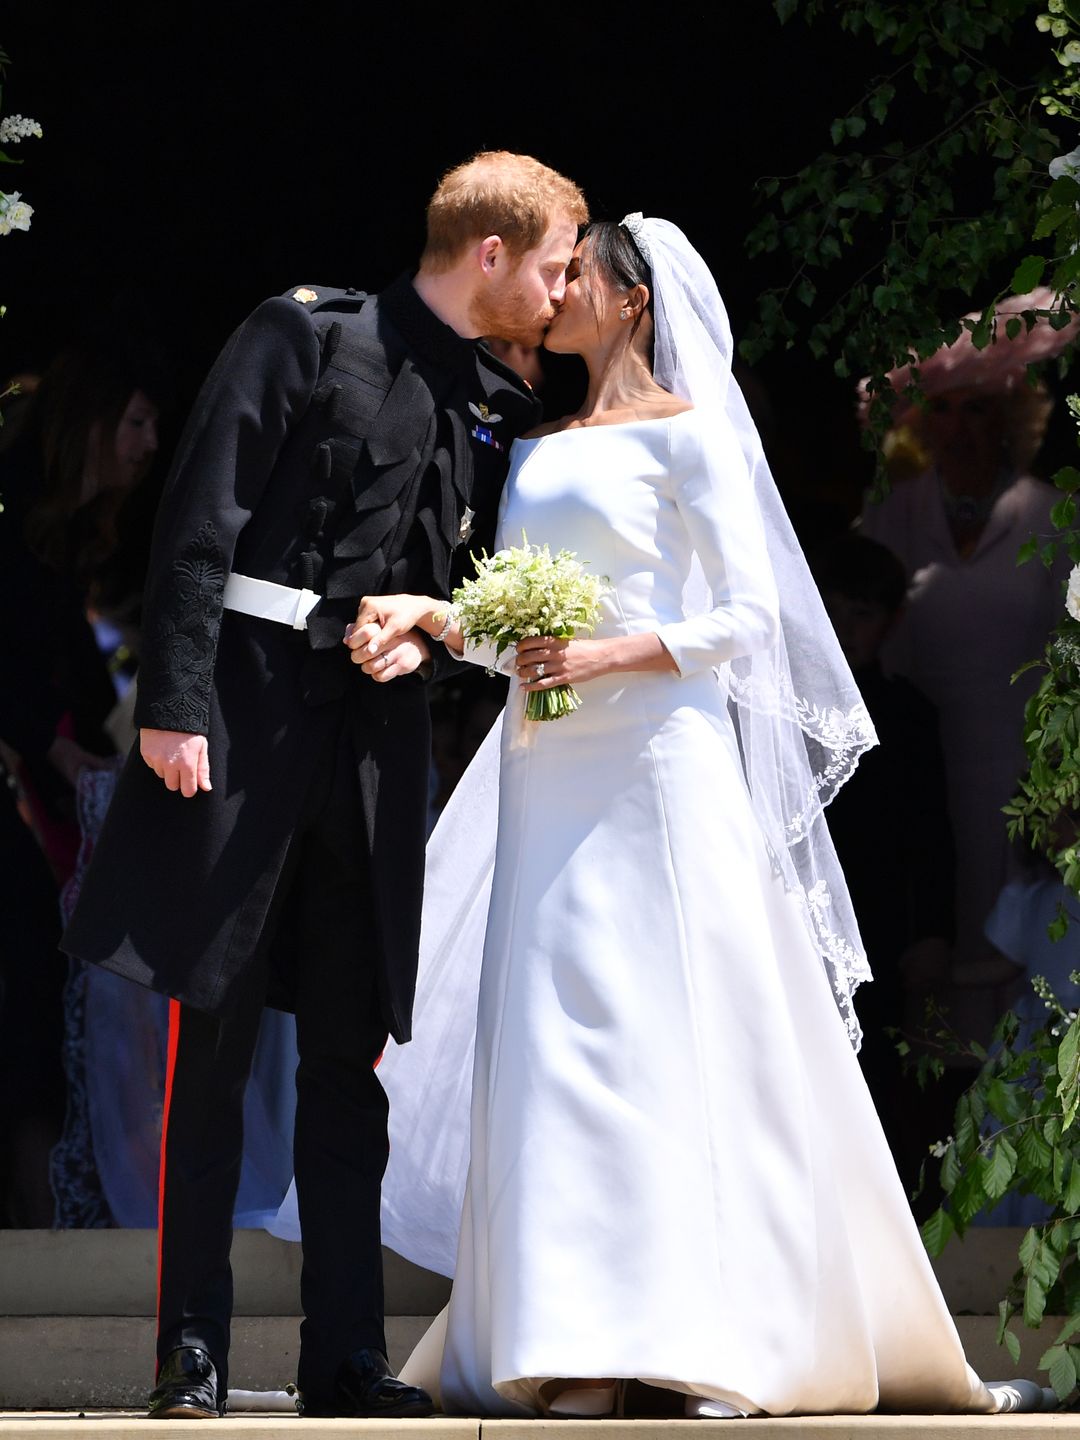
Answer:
[{"left": 222, "top": 572, "right": 321, "bottom": 631}]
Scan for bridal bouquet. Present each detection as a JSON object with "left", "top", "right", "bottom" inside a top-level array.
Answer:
[{"left": 451, "top": 535, "right": 607, "bottom": 722}]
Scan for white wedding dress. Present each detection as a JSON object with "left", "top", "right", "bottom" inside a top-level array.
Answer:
[{"left": 272, "top": 408, "right": 997, "bottom": 1415}]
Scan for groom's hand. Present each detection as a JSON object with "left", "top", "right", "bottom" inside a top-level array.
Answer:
[{"left": 139, "top": 728, "right": 212, "bottom": 797}]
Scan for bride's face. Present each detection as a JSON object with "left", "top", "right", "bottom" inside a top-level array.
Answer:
[{"left": 542, "top": 240, "right": 623, "bottom": 356}]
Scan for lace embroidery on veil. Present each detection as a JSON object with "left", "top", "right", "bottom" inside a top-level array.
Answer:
[{"left": 724, "top": 658, "right": 876, "bottom": 1045}]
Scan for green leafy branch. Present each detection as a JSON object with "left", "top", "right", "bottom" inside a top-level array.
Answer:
[
  {"left": 915, "top": 990, "right": 1080, "bottom": 1398},
  {"left": 1006, "top": 397, "right": 1080, "bottom": 905},
  {"left": 745, "top": 0, "right": 1075, "bottom": 468},
  {"left": 747, "top": 4, "right": 1080, "bottom": 1397}
]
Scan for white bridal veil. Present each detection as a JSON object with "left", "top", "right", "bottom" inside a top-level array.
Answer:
[
  {"left": 269, "top": 215, "right": 878, "bottom": 1276},
  {"left": 640, "top": 214, "right": 877, "bottom": 1043}
]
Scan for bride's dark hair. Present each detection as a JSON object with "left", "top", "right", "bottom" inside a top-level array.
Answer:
[
  {"left": 580, "top": 221, "right": 654, "bottom": 352},
  {"left": 585, "top": 220, "right": 652, "bottom": 293}
]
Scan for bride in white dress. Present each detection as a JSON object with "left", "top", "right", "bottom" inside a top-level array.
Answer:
[{"left": 276, "top": 217, "right": 1045, "bottom": 1418}]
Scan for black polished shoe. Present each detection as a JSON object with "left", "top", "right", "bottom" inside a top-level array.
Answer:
[
  {"left": 148, "top": 1346, "right": 223, "bottom": 1419},
  {"left": 301, "top": 1347, "right": 434, "bottom": 1418}
]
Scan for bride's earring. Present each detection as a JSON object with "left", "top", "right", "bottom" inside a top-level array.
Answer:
[{"left": 620, "top": 308, "right": 630, "bottom": 319}]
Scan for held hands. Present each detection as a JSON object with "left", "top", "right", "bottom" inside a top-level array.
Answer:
[
  {"left": 352, "top": 629, "right": 432, "bottom": 681},
  {"left": 345, "top": 593, "right": 443, "bottom": 681},
  {"left": 140, "top": 729, "right": 211, "bottom": 798}
]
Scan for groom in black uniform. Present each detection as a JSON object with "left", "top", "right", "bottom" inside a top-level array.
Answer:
[{"left": 62, "top": 151, "right": 586, "bottom": 1419}]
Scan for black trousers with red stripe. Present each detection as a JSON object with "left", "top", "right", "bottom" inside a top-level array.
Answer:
[{"left": 156, "top": 712, "right": 391, "bottom": 1403}]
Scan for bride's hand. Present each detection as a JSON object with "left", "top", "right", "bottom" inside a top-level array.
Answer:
[
  {"left": 515, "top": 635, "right": 612, "bottom": 690},
  {"left": 516, "top": 632, "right": 677, "bottom": 686},
  {"left": 357, "top": 630, "right": 432, "bottom": 682},
  {"left": 345, "top": 593, "right": 444, "bottom": 659}
]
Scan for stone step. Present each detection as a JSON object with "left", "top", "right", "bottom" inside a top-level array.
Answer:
[
  {"left": 0, "top": 1316, "right": 1054, "bottom": 1411},
  {"left": 0, "top": 1227, "right": 1025, "bottom": 1317},
  {"left": 0, "top": 1227, "right": 1061, "bottom": 1413},
  {"left": 0, "top": 1421, "right": 468, "bottom": 1438},
  {"left": 0, "top": 1416, "right": 1078, "bottom": 1438},
  {"left": 0, "top": 1316, "right": 431, "bottom": 1409},
  {"left": 0, "top": 1231, "right": 449, "bottom": 1318}
]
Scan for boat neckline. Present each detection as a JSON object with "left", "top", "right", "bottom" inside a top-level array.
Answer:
[{"left": 517, "top": 407, "right": 697, "bottom": 442}]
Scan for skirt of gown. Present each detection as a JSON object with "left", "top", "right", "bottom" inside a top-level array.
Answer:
[{"left": 388, "top": 665, "right": 996, "bottom": 1417}]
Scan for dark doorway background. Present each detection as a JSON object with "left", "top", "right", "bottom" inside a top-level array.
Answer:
[{"left": 0, "top": 1, "right": 883, "bottom": 522}]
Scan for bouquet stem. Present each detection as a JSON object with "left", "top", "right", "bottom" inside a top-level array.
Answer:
[{"left": 525, "top": 683, "right": 583, "bottom": 723}]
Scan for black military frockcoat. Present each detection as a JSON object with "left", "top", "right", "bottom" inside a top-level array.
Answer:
[{"left": 62, "top": 275, "right": 538, "bottom": 1041}]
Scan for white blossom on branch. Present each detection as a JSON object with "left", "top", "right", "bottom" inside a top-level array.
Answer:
[
  {"left": 0, "top": 113, "right": 41, "bottom": 143},
  {"left": 0, "top": 190, "right": 33, "bottom": 234}
]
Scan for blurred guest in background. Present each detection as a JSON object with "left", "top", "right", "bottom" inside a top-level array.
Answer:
[
  {"left": 0, "top": 337, "right": 165, "bottom": 876},
  {"left": 859, "top": 288, "right": 1074, "bottom": 1042},
  {"left": 0, "top": 334, "right": 166, "bottom": 1226}
]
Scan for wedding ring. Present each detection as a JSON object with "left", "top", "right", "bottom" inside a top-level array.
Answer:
[{"left": 535, "top": 662, "right": 546, "bottom": 679}]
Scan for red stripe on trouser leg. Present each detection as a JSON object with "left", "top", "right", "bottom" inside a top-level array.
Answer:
[{"left": 155, "top": 997, "right": 182, "bottom": 1377}]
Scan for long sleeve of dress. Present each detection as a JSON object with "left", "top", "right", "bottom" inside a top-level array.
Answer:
[
  {"left": 654, "top": 410, "right": 780, "bottom": 676},
  {"left": 134, "top": 298, "right": 321, "bottom": 735}
]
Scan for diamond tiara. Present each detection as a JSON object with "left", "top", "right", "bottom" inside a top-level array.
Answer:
[{"left": 620, "top": 212, "right": 652, "bottom": 263}]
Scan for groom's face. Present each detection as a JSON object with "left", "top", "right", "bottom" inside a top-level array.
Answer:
[{"left": 471, "top": 217, "right": 578, "bottom": 347}]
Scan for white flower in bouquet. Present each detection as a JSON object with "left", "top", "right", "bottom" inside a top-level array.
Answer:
[
  {"left": 1067, "top": 563, "right": 1080, "bottom": 623},
  {"left": 451, "top": 534, "right": 608, "bottom": 722}
]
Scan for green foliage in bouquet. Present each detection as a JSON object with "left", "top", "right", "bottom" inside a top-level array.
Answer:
[{"left": 914, "top": 981, "right": 1080, "bottom": 1399}]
